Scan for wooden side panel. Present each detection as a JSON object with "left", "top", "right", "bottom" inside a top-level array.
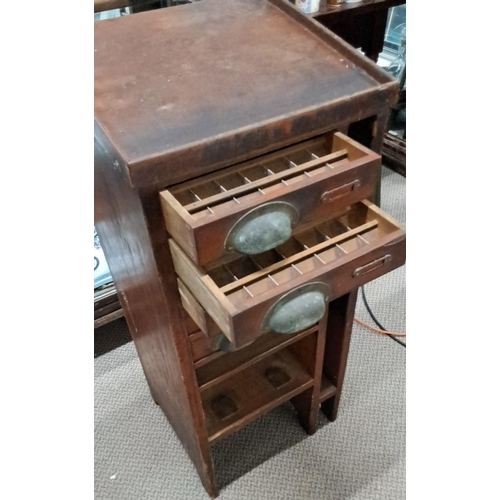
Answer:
[{"left": 94, "top": 129, "right": 217, "bottom": 497}]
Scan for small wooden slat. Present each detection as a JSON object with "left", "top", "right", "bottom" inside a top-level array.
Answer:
[
  {"left": 196, "top": 325, "right": 318, "bottom": 391},
  {"left": 202, "top": 348, "right": 313, "bottom": 443},
  {"left": 319, "top": 375, "right": 337, "bottom": 403},
  {"left": 94, "top": 300, "right": 123, "bottom": 321},
  {"left": 183, "top": 149, "right": 349, "bottom": 213},
  {"left": 219, "top": 220, "right": 378, "bottom": 294},
  {"left": 189, "top": 330, "right": 222, "bottom": 366},
  {"left": 193, "top": 350, "right": 225, "bottom": 369},
  {"left": 94, "top": 308, "right": 124, "bottom": 329}
]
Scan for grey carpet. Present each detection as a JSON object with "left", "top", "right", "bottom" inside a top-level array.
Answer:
[{"left": 95, "top": 166, "right": 406, "bottom": 499}]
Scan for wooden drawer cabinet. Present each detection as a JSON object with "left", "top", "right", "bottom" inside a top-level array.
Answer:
[
  {"left": 160, "top": 132, "right": 380, "bottom": 267},
  {"left": 94, "top": 0, "right": 403, "bottom": 496},
  {"left": 170, "top": 200, "right": 405, "bottom": 348}
]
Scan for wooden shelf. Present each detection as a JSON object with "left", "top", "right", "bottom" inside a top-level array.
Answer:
[
  {"left": 201, "top": 347, "right": 313, "bottom": 444},
  {"left": 196, "top": 325, "right": 317, "bottom": 391},
  {"left": 319, "top": 374, "right": 337, "bottom": 403},
  {"left": 94, "top": 283, "right": 124, "bottom": 329}
]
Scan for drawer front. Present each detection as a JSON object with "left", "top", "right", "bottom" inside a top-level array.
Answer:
[
  {"left": 178, "top": 278, "right": 220, "bottom": 340},
  {"left": 160, "top": 132, "right": 380, "bottom": 267},
  {"left": 170, "top": 200, "right": 406, "bottom": 349}
]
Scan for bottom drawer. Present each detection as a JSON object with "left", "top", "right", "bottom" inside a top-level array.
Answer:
[{"left": 171, "top": 200, "right": 405, "bottom": 349}]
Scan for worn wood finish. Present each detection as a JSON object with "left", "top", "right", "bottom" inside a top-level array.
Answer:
[
  {"left": 160, "top": 132, "right": 380, "bottom": 266},
  {"left": 94, "top": 0, "right": 398, "bottom": 190},
  {"left": 94, "top": 131, "right": 218, "bottom": 497},
  {"left": 321, "top": 290, "right": 359, "bottom": 421},
  {"left": 170, "top": 201, "right": 405, "bottom": 348}
]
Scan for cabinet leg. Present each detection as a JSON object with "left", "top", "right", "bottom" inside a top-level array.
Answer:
[
  {"left": 321, "top": 290, "right": 358, "bottom": 422},
  {"left": 290, "top": 319, "right": 327, "bottom": 434},
  {"left": 292, "top": 386, "right": 316, "bottom": 435},
  {"left": 321, "top": 395, "right": 339, "bottom": 422}
]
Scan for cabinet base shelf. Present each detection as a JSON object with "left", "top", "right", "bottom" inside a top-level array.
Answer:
[
  {"left": 319, "top": 374, "right": 337, "bottom": 403},
  {"left": 202, "top": 347, "right": 314, "bottom": 444}
]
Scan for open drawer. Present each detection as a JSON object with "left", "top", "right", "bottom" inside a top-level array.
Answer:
[
  {"left": 160, "top": 132, "right": 380, "bottom": 267},
  {"left": 169, "top": 200, "right": 405, "bottom": 349}
]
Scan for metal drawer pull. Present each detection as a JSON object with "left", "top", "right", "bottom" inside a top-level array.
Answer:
[
  {"left": 353, "top": 254, "right": 392, "bottom": 277},
  {"left": 321, "top": 179, "right": 361, "bottom": 204},
  {"left": 212, "top": 332, "right": 232, "bottom": 352},
  {"left": 225, "top": 202, "right": 299, "bottom": 255},
  {"left": 261, "top": 282, "right": 331, "bottom": 334}
]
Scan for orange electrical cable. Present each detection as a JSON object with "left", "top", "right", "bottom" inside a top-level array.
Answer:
[{"left": 354, "top": 317, "right": 406, "bottom": 337}]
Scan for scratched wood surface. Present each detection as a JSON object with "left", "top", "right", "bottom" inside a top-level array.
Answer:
[{"left": 94, "top": 0, "right": 397, "bottom": 188}]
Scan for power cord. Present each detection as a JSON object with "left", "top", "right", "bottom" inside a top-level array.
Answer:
[{"left": 358, "top": 285, "right": 406, "bottom": 348}]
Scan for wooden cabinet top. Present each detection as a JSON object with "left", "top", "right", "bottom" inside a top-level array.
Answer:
[{"left": 94, "top": 0, "right": 397, "bottom": 188}]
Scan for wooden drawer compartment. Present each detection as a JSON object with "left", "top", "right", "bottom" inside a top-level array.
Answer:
[
  {"left": 170, "top": 200, "right": 405, "bottom": 349},
  {"left": 160, "top": 132, "right": 380, "bottom": 267}
]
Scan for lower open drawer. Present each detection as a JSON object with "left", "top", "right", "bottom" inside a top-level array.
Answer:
[{"left": 170, "top": 200, "right": 405, "bottom": 348}]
